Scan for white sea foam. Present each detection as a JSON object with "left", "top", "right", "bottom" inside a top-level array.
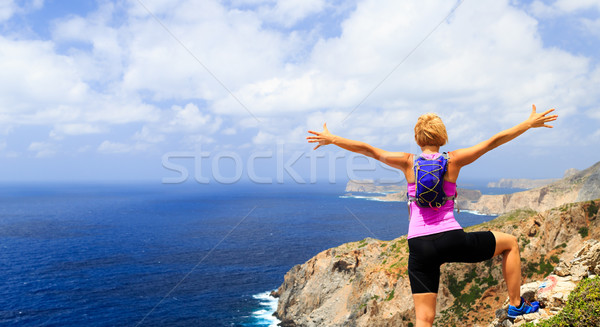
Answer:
[
  {"left": 250, "top": 291, "right": 281, "bottom": 326},
  {"left": 339, "top": 195, "right": 390, "bottom": 202},
  {"left": 460, "top": 209, "right": 496, "bottom": 216}
]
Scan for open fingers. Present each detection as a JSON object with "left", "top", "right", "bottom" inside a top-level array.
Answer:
[
  {"left": 531, "top": 104, "right": 537, "bottom": 113},
  {"left": 541, "top": 108, "right": 555, "bottom": 116},
  {"left": 307, "top": 130, "right": 319, "bottom": 135}
]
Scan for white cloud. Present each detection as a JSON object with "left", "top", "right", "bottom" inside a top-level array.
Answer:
[
  {"left": 164, "top": 103, "right": 222, "bottom": 133},
  {"left": 582, "top": 17, "right": 600, "bottom": 36},
  {"left": 97, "top": 141, "right": 131, "bottom": 154},
  {"left": 258, "top": 0, "right": 326, "bottom": 27},
  {"left": 133, "top": 126, "right": 165, "bottom": 143},
  {"left": 252, "top": 130, "right": 276, "bottom": 145},
  {"left": 28, "top": 141, "right": 57, "bottom": 157},
  {"left": 0, "top": 0, "right": 18, "bottom": 22},
  {"left": 222, "top": 127, "right": 237, "bottom": 135},
  {"left": 1, "top": 0, "right": 599, "bottom": 161},
  {"left": 51, "top": 123, "right": 106, "bottom": 137},
  {"left": 207, "top": 0, "right": 596, "bottom": 150},
  {"left": 549, "top": 0, "right": 600, "bottom": 13},
  {"left": 120, "top": 0, "right": 298, "bottom": 102},
  {"left": 530, "top": 0, "right": 600, "bottom": 17},
  {"left": 97, "top": 140, "right": 150, "bottom": 154},
  {"left": 0, "top": 0, "right": 43, "bottom": 22},
  {"left": 0, "top": 37, "right": 89, "bottom": 117}
]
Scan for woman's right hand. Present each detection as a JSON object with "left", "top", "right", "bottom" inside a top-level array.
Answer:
[
  {"left": 307, "top": 123, "right": 334, "bottom": 150},
  {"left": 527, "top": 104, "right": 558, "bottom": 128}
]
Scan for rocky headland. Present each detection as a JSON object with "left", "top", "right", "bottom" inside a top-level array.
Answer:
[
  {"left": 273, "top": 200, "right": 600, "bottom": 327},
  {"left": 272, "top": 161, "right": 600, "bottom": 326}
]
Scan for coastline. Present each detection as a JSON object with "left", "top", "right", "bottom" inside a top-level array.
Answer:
[{"left": 340, "top": 193, "right": 493, "bottom": 216}]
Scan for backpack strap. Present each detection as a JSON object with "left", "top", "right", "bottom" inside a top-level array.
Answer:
[
  {"left": 440, "top": 152, "right": 458, "bottom": 208},
  {"left": 407, "top": 153, "right": 419, "bottom": 205}
]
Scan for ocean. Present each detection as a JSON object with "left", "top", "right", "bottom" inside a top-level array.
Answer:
[{"left": 0, "top": 182, "right": 496, "bottom": 326}]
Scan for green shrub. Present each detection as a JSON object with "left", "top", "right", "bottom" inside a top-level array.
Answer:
[
  {"left": 525, "top": 257, "right": 555, "bottom": 278},
  {"left": 579, "top": 227, "right": 589, "bottom": 238},
  {"left": 587, "top": 201, "right": 599, "bottom": 217}
]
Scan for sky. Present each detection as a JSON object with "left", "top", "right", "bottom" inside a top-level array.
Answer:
[{"left": 0, "top": 0, "right": 599, "bottom": 184}]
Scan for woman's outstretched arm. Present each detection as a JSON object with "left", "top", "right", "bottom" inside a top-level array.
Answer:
[
  {"left": 450, "top": 104, "right": 558, "bottom": 168},
  {"left": 306, "top": 123, "right": 411, "bottom": 171}
]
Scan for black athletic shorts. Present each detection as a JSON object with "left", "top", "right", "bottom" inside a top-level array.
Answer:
[{"left": 407, "top": 229, "right": 496, "bottom": 294}]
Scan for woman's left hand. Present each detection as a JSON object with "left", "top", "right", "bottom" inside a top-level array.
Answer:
[{"left": 307, "top": 123, "right": 334, "bottom": 150}]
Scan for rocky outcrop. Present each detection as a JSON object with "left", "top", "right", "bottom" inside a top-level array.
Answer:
[
  {"left": 464, "top": 161, "right": 600, "bottom": 215},
  {"left": 273, "top": 199, "right": 600, "bottom": 327},
  {"left": 490, "top": 240, "right": 600, "bottom": 326}
]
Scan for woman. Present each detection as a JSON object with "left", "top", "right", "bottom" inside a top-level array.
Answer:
[{"left": 306, "top": 105, "right": 558, "bottom": 327}]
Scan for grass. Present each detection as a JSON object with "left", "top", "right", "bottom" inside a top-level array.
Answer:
[
  {"left": 439, "top": 266, "right": 498, "bottom": 321},
  {"left": 384, "top": 289, "right": 395, "bottom": 301}
]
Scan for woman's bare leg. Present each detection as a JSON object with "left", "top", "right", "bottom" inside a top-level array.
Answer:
[
  {"left": 413, "top": 292, "right": 437, "bottom": 327},
  {"left": 492, "top": 231, "right": 521, "bottom": 306}
]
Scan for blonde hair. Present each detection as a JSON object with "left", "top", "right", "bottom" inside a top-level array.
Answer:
[{"left": 414, "top": 113, "right": 448, "bottom": 147}]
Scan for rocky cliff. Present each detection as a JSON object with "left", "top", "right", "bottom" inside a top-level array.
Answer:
[
  {"left": 272, "top": 199, "right": 600, "bottom": 327},
  {"left": 463, "top": 161, "right": 600, "bottom": 215}
]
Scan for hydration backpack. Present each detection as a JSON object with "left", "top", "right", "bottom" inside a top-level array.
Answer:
[{"left": 408, "top": 152, "right": 456, "bottom": 209}]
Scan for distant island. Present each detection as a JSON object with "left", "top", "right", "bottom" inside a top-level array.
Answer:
[
  {"left": 486, "top": 168, "right": 579, "bottom": 189},
  {"left": 486, "top": 178, "right": 558, "bottom": 189}
]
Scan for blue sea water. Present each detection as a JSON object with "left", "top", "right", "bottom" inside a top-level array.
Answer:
[{"left": 0, "top": 182, "right": 496, "bottom": 326}]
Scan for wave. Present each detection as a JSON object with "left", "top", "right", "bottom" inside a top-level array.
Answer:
[
  {"left": 339, "top": 195, "right": 391, "bottom": 202},
  {"left": 249, "top": 290, "right": 280, "bottom": 327},
  {"left": 460, "top": 209, "right": 496, "bottom": 216}
]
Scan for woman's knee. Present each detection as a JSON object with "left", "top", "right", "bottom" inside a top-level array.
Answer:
[
  {"left": 492, "top": 231, "right": 519, "bottom": 256},
  {"left": 413, "top": 293, "right": 437, "bottom": 324},
  {"left": 416, "top": 311, "right": 435, "bottom": 324}
]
